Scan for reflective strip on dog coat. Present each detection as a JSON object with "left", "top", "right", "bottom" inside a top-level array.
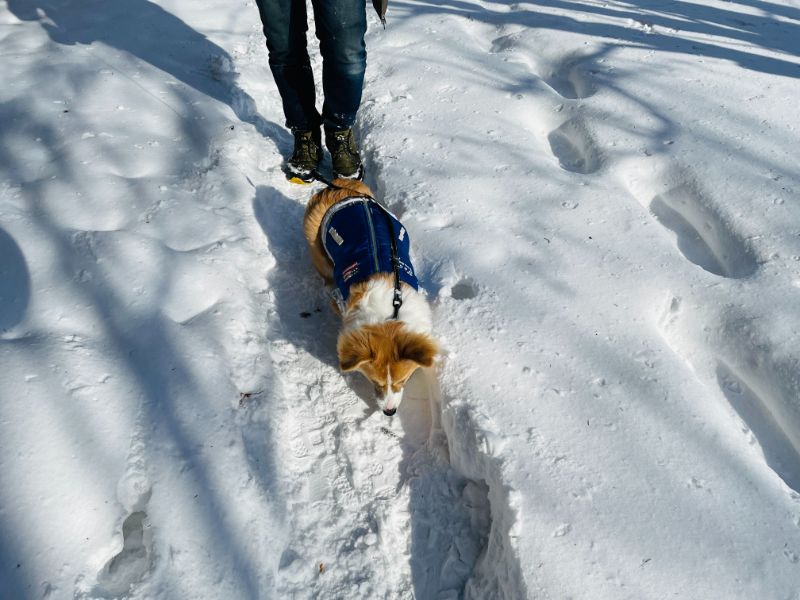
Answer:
[{"left": 321, "top": 196, "right": 418, "bottom": 307}]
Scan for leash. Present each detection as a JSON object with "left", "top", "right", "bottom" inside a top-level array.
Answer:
[
  {"left": 308, "top": 169, "right": 337, "bottom": 188},
  {"left": 312, "top": 171, "right": 404, "bottom": 320}
]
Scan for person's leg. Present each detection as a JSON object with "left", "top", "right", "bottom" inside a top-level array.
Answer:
[
  {"left": 309, "top": 0, "right": 367, "bottom": 131},
  {"left": 254, "top": 0, "right": 320, "bottom": 131}
]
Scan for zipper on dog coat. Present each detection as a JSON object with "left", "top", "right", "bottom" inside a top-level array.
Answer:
[{"left": 321, "top": 197, "right": 418, "bottom": 311}]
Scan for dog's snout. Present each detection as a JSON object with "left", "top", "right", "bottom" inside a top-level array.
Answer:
[{"left": 383, "top": 407, "right": 397, "bottom": 417}]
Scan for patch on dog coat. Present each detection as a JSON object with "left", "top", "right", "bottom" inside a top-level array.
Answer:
[{"left": 321, "top": 197, "right": 418, "bottom": 304}]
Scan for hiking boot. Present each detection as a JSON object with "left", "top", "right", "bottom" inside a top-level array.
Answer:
[
  {"left": 286, "top": 128, "right": 322, "bottom": 182},
  {"left": 326, "top": 127, "right": 363, "bottom": 180}
]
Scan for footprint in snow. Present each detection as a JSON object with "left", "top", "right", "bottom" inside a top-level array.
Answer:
[
  {"left": 543, "top": 52, "right": 598, "bottom": 100},
  {"left": 95, "top": 508, "right": 153, "bottom": 596},
  {"left": 488, "top": 35, "right": 599, "bottom": 101},
  {"left": 449, "top": 278, "right": 480, "bottom": 300},
  {"left": 660, "top": 299, "right": 800, "bottom": 494},
  {"left": 716, "top": 361, "right": 800, "bottom": 493},
  {"left": 489, "top": 32, "right": 520, "bottom": 54},
  {"left": 0, "top": 228, "right": 29, "bottom": 333},
  {"left": 648, "top": 184, "right": 758, "bottom": 278},
  {"left": 547, "top": 117, "right": 603, "bottom": 175}
]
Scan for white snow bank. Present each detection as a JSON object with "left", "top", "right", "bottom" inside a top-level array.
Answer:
[{"left": 2, "top": 0, "right": 800, "bottom": 598}]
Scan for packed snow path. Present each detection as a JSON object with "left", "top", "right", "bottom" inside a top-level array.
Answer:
[{"left": 2, "top": 0, "right": 800, "bottom": 599}]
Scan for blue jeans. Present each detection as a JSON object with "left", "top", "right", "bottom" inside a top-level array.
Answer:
[{"left": 255, "top": 0, "right": 367, "bottom": 132}]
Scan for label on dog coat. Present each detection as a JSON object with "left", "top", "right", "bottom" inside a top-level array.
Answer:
[
  {"left": 342, "top": 261, "right": 360, "bottom": 282},
  {"left": 321, "top": 197, "right": 419, "bottom": 302},
  {"left": 329, "top": 227, "right": 344, "bottom": 246}
]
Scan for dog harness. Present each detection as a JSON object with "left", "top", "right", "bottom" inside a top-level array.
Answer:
[{"left": 321, "top": 196, "right": 418, "bottom": 314}]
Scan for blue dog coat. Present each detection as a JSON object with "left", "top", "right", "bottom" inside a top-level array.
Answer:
[{"left": 321, "top": 196, "right": 418, "bottom": 309}]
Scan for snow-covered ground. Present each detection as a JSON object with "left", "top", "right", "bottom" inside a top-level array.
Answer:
[{"left": 2, "top": 0, "right": 800, "bottom": 598}]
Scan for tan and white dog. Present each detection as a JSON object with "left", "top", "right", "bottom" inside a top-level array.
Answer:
[{"left": 303, "top": 178, "right": 437, "bottom": 416}]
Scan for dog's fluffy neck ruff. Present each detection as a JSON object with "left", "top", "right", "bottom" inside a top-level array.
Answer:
[{"left": 341, "top": 278, "right": 432, "bottom": 334}]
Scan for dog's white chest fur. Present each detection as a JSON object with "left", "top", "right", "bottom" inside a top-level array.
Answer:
[{"left": 341, "top": 279, "right": 432, "bottom": 334}]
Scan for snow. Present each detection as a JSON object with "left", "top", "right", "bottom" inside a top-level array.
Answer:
[{"left": 1, "top": 0, "right": 800, "bottom": 598}]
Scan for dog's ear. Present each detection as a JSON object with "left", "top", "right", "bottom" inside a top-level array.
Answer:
[
  {"left": 398, "top": 332, "right": 437, "bottom": 368},
  {"left": 337, "top": 330, "right": 373, "bottom": 372}
]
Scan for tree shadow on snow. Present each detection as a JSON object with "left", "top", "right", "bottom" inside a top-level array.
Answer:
[
  {"left": 0, "top": 94, "right": 283, "bottom": 598},
  {"left": 0, "top": 226, "right": 31, "bottom": 595},
  {"left": 6, "top": 0, "right": 288, "bottom": 146},
  {"left": 251, "top": 183, "right": 391, "bottom": 403},
  {"left": 391, "top": 0, "right": 800, "bottom": 79},
  {"left": 251, "top": 185, "right": 344, "bottom": 372}
]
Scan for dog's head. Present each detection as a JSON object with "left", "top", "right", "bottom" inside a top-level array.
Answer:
[{"left": 337, "top": 321, "right": 437, "bottom": 416}]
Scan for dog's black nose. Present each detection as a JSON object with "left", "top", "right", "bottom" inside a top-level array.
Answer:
[{"left": 383, "top": 407, "right": 397, "bottom": 416}]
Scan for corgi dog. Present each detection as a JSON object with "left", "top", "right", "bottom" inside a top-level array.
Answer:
[{"left": 303, "top": 178, "right": 437, "bottom": 416}]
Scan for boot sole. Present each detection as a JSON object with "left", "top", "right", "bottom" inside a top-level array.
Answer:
[
  {"left": 284, "top": 162, "right": 321, "bottom": 184},
  {"left": 287, "top": 175, "right": 315, "bottom": 185},
  {"left": 332, "top": 164, "right": 364, "bottom": 181}
]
